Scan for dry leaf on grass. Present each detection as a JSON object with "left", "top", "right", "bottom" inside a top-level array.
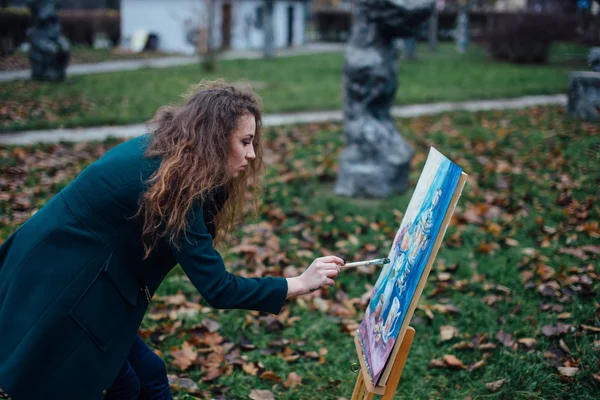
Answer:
[
  {"left": 557, "top": 367, "right": 579, "bottom": 377},
  {"left": 442, "top": 354, "right": 466, "bottom": 369},
  {"left": 170, "top": 341, "right": 197, "bottom": 371},
  {"left": 517, "top": 338, "right": 537, "bottom": 348},
  {"left": 440, "top": 325, "right": 459, "bottom": 342},
  {"left": 249, "top": 389, "right": 275, "bottom": 400},
  {"left": 242, "top": 362, "right": 259, "bottom": 376},
  {"left": 167, "top": 375, "right": 199, "bottom": 393},
  {"left": 260, "top": 370, "right": 282, "bottom": 382},
  {"left": 283, "top": 372, "right": 303, "bottom": 388},
  {"left": 485, "top": 378, "right": 506, "bottom": 392}
]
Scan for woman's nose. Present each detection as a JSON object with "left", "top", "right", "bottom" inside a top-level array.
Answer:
[{"left": 246, "top": 145, "right": 256, "bottom": 160}]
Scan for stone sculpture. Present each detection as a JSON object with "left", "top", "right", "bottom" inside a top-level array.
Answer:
[
  {"left": 26, "top": 0, "right": 71, "bottom": 81},
  {"left": 335, "top": 0, "right": 433, "bottom": 198}
]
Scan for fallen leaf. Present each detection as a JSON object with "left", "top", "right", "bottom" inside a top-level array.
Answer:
[
  {"left": 341, "top": 319, "right": 359, "bottom": 335},
  {"left": 559, "top": 248, "right": 589, "bottom": 260},
  {"left": 452, "top": 341, "right": 475, "bottom": 350},
  {"left": 428, "top": 358, "right": 446, "bottom": 368},
  {"left": 283, "top": 372, "right": 303, "bottom": 388},
  {"left": 496, "top": 331, "right": 514, "bottom": 347},
  {"left": 260, "top": 370, "right": 282, "bottom": 382},
  {"left": 517, "top": 338, "right": 537, "bottom": 348},
  {"left": 440, "top": 325, "right": 459, "bottom": 342},
  {"left": 167, "top": 375, "right": 199, "bottom": 393},
  {"left": 478, "top": 343, "right": 498, "bottom": 351},
  {"left": 468, "top": 359, "right": 486, "bottom": 372},
  {"left": 541, "top": 323, "right": 571, "bottom": 337},
  {"left": 170, "top": 341, "right": 197, "bottom": 371},
  {"left": 557, "top": 367, "right": 578, "bottom": 377},
  {"left": 249, "top": 389, "right": 275, "bottom": 400},
  {"left": 485, "top": 378, "right": 506, "bottom": 392},
  {"left": 442, "top": 354, "right": 466, "bottom": 369},
  {"left": 202, "top": 318, "right": 221, "bottom": 333},
  {"left": 242, "top": 362, "right": 259, "bottom": 376},
  {"left": 319, "top": 347, "right": 328, "bottom": 364},
  {"left": 559, "top": 339, "right": 571, "bottom": 354},
  {"left": 581, "top": 324, "right": 600, "bottom": 333}
]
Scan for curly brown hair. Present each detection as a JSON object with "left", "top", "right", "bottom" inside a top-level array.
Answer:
[{"left": 137, "top": 80, "right": 264, "bottom": 258}]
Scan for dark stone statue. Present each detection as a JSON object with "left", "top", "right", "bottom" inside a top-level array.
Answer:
[
  {"left": 335, "top": 0, "right": 433, "bottom": 198},
  {"left": 26, "top": 0, "right": 71, "bottom": 81}
]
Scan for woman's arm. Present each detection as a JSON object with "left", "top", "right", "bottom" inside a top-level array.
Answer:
[
  {"left": 171, "top": 207, "right": 288, "bottom": 314},
  {"left": 171, "top": 207, "right": 343, "bottom": 313}
]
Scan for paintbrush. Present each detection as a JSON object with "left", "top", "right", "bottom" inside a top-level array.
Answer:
[{"left": 341, "top": 257, "right": 390, "bottom": 269}]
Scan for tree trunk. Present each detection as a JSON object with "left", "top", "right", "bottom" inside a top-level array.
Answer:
[
  {"left": 455, "top": 6, "right": 469, "bottom": 54},
  {"left": 428, "top": 8, "right": 438, "bottom": 51},
  {"left": 203, "top": 0, "right": 217, "bottom": 72},
  {"left": 263, "top": 0, "right": 275, "bottom": 59}
]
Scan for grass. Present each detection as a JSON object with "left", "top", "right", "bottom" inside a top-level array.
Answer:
[
  {"left": 0, "top": 105, "right": 598, "bottom": 399},
  {"left": 0, "top": 42, "right": 588, "bottom": 133}
]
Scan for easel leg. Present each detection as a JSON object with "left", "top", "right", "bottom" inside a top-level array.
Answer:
[
  {"left": 381, "top": 327, "right": 416, "bottom": 400},
  {"left": 351, "top": 327, "right": 416, "bottom": 399}
]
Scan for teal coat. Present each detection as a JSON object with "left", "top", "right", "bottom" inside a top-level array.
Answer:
[{"left": 0, "top": 135, "right": 288, "bottom": 400}]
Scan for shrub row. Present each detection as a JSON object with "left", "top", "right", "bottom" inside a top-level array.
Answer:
[
  {"left": 0, "top": 7, "right": 31, "bottom": 56},
  {"left": 0, "top": 8, "right": 120, "bottom": 55},
  {"left": 476, "top": 12, "right": 579, "bottom": 64},
  {"left": 312, "top": 9, "right": 493, "bottom": 42}
]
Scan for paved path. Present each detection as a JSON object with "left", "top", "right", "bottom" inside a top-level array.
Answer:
[
  {"left": 0, "top": 94, "right": 566, "bottom": 146},
  {"left": 0, "top": 43, "right": 345, "bottom": 82}
]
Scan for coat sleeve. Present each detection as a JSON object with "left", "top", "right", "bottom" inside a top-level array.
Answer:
[{"left": 171, "top": 206, "right": 288, "bottom": 315}]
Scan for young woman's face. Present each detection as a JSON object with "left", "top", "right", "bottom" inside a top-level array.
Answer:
[{"left": 228, "top": 113, "right": 256, "bottom": 177}]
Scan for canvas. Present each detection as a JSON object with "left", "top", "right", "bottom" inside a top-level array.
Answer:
[{"left": 358, "top": 147, "right": 466, "bottom": 386}]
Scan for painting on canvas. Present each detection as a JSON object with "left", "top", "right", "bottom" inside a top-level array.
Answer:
[{"left": 358, "top": 147, "right": 465, "bottom": 386}]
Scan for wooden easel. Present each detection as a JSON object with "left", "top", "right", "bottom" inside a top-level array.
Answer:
[
  {"left": 351, "top": 326, "right": 416, "bottom": 400},
  {"left": 350, "top": 169, "right": 468, "bottom": 399}
]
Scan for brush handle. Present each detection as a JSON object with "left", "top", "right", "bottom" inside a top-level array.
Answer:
[{"left": 341, "top": 258, "right": 388, "bottom": 268}]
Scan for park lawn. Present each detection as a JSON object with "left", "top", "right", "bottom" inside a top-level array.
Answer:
[
  {"left": 0, "top": 42, "right": 588, "bottom": 133},
  {"left": 0, "top": 105, "right": 599, "bottom": 399}
]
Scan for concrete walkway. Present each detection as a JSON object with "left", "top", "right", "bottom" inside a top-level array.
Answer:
[
  {"left": 0, "top": 94, "right": 566, "bottom": 146},
  {"left": 0, "top": 43, "right": 345, "bottom": 82}
]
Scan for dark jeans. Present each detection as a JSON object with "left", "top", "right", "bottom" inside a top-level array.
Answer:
[{"left": 106, "top": 335, "right": 172, "bottom": 400}]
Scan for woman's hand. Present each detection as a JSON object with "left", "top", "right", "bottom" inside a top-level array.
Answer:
[{"left": 286, "top": 256, "right": 344, "bottom": 299}]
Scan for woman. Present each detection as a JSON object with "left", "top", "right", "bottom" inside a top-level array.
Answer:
[{"left": 0, "top": 80, "right": 344, "bottom": 400}]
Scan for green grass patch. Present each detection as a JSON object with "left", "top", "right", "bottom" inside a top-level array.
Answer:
[{"left": 0, "top": 42, "right": 587, "bottom": 133}]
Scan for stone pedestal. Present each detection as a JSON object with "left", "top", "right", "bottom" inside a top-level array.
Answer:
[
  {"left": 568, "top": 71, "right": 600, "bottom": 122},
  {"left": 335, "top": 0, "right": 433, "bottom": 198}
]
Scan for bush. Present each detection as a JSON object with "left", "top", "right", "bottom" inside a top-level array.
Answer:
[
  {"left": 0, "top": 8, "right": 120, "bottom": 53},
  {"left": 477, "top": 12, "right": 578, "bottom": 64},
  {"left": 59, "top": 9, "right": 120, "bottom": 46},
  {"left": 313, "top": 10, "right": 352, "bottom": 42},
  {"left": 0, "top": 7, "right": 32, "bottom": 56}
]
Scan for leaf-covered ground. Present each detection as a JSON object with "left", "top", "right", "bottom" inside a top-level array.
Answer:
[{"left": 0, "top": 105, "right": 599, "bottom": 399}]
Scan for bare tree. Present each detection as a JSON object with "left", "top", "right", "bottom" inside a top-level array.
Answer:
[
  {"left": 428, "top": 6, "right": 438, "bottom": 51},
  {"left": 203, "top": 0, "right": 217, "bottom": 72},
  {"left": 263, "top": 0, "right": 275, "bottom": 59}
]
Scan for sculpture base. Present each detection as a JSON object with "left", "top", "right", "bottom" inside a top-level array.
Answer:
[
  {"left": 335, "top": 146, "right": 412, "bottom": 198},
  {"left": 568, "top": 71, "right": 600, "bottom": 122}
]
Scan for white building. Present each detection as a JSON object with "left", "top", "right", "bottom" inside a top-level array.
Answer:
[{"left": 121, "top": 0, "right": 309, "bottom": 54}]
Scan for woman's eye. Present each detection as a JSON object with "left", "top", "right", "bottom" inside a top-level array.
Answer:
[{"left": 243, "top": 140, "right": 251, "bottom": 146}]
